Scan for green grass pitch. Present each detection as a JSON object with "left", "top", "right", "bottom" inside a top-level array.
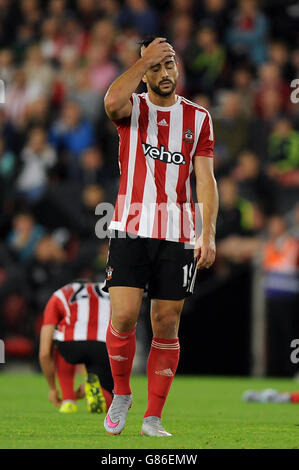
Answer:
[{"left": 1, "top": 373, "right": 299, "bottom": 449}]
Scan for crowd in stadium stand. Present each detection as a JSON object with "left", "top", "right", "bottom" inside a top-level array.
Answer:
[{"left": 0, "top": 0, "right": 299, "bottom": 368}]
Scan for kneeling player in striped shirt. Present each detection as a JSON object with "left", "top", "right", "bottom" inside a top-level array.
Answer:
[{"left": 39, "top": 280, "right": 114, "bottom": 414}]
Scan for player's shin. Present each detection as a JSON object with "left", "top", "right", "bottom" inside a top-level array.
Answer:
[
  {"left": 106, "top": 322, "right": 136, "bottom": 395},
  {"left": 144, "top": 337, "right": 180, "bottom": 418},
  {"left": 54, "top": 350, "right": 76, "bottom": 402}
]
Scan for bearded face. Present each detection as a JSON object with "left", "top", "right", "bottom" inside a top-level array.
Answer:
[{"left": 142, "top": 55, "right": 178, "bottom": 98}]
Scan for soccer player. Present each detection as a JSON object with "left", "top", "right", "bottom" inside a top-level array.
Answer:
[
  {"left": 39, "top": 280, "right": 114, "bottom": 414},
  {"left": 102, "top": 36, "right": 218, "bottom": 437},
  {"left": 243, "top": 389, "right": 299, "bottom": 403}
]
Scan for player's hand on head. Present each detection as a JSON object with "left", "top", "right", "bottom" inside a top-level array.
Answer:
[
  {"left": 48, "top": 388, "right": 62, "bottom": 407},
  {"left": 194, "top": 238, "right": 216, "bottom": 270},
  {"left": 142, "top": 38, "right": 175, "bottom": 67}
]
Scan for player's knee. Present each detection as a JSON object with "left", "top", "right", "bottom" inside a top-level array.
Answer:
[
  {"left": 112, "top": 309, "right": 137, "bottom": 332},
  {"left": 152, "top": 307, "right": 181, "bottom": 333}
]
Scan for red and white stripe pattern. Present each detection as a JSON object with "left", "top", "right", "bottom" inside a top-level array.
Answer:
[
  {"left": 53, "top": 283, "right": 111, "bottom": 342},
  {"left": 110, "top": 93, "right": 214, "bottom": 244},
  {"left": 109, "top": 323, "right": 136, "bottom": 340},
  {"left": 151, "top": 338, "right": 180, "bottom": 351}
]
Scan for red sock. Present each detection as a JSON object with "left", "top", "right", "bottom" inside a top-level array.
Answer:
[
  {"left": 106, "top": 322, "right": 136, "bottom": 395},
  {"left": 291, "top": 392, "right": 299, "bottom": 403},
  {"left": 144, "top": 337, "right": 180, "bottom": 418},
  {"left": 102, "top": 387, "right": 113, "bottom": 409},
  {"left": 54, "top": 350, "right": 76, "bottom": 401}
]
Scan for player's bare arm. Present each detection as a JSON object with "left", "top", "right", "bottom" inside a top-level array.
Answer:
[
  {"left": 39, "top": 324, "right": 62, "bottom": 407},
  {"left": 104, "top": 37, "right": 175, "bottom": 121},
  {"left": 193, "top": 156, "right": 219, "bottom": 270}
]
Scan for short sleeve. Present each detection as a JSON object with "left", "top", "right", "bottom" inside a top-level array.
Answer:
[
  {"left": 112, "top": 95, "right": 133, "bottom": 129},
  {"left": 193, "top": 112, "right": 214, "bottom": 158},
  {"left": 42, "top": 295, "right": 64, "bottom": 326}
]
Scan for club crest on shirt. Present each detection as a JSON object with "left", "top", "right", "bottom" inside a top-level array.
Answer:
[
  {"left": 183, "top": 128, "right": 194, "bottom": 144},
  {"left": 106, "top": 266, "right": 114, "bottom": 280}
]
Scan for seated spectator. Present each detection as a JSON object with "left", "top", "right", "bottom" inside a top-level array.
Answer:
[
  {"left": 90, "top": 18, "right": 116, "bottom": 49},
  {"left": 49, "top": 101, "right": 94, "bottom": 176},
  {"left": 0, "top": 48, "right": 15, "bottom": 83},
  {"left": 51, "top": 47, "right": 79, "bottom": 106},
  {"left": 216, "top": 177, "right": 258, "bottom": 241},
  {"left": 25, "top": 96, "right": 52, "bottom": 133},
  {"left": 232, "top": 150, "right": 277, "bottom": 215},
  {"left": 79, "top": 184, "right": 106, "bottom": 237},
  {"left": 226, "top": 0, "right": 268, "bottom": 66},
  {"left": 167, "top": 13, "right": 193, "bottom": 56},
  {"left": 232, "top": 66, "right": 255, "bottom": 117},
  {"left": 267, "top": 117, "right": 299, "bottom": 187},
  {"left": 40, "top": 16, "right": 62, "bottom": 62},
  {"left": 170, "top": 0, "right": 194, "bottom": 15},
  {"left": 24, "top": 44, "right": 55, "bottom": 99},
  {"left": 253, "top": 63, "right": 290, "bottom": 117},
  {"left": 7, "top": 211, "right": 45, "bottom": 262},
  {"left": 20, "top": 0, "right": 42, "bottom": 27},
  {"left": 17, "top": 127, "right": 57, "bottom": 202},
  {"left": 5, "top": 69, "right": 31, "bottom": 129},
  {"left": 47, "top": 0, "right": 69, "bottom": 21},
  {"left": 76, "top": 0, "right": 98, "bottom": 31},
  {"left": 98, "top": 0, "right": 121, "bottom": 22},
  {"left": 269, "top": 40, "right": 293, "bottom": 82},
  {"left": 28, "top": 235, "right": 72, "bottom": 310},
  {"left": 77, "top": 147, "right": 113, "bottom": 189},
  {"left": 117, "top": 37, "right": 140, "bottom": 72},
  {"left": 68, "top": 67, "right": 103, "bottom": 124},
  {"left": 196, "top": 0, "right": 229, "bottom": 40},
  {"left": 87, "top": 42, "right": 119, "bottom": 95},
  {"left": 56, "top": 14, "right": 89, "bottom": 59},
  {"left": 247, "top": 89, "right": 281, "bottom": 160},
  {"left": 213, "top": 91, "right": 249, "bottom": 174},
  {"left": 184, "top": 24, "right": 226, "bottom": 96},
  {"left": 117, "top": 0, "right": 159, "bottom": 37}
]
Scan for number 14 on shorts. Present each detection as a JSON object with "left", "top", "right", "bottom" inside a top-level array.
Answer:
[{"left": 182, "top": 260, "right": 197, "bottom": 292}]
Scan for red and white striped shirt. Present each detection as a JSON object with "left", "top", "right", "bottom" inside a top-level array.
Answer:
[
  {"left": 42, "top": 282, "right": 111, "bottom": 342},
  {"left": 109, "top": 92, "right": 214, "bottom": 244}
]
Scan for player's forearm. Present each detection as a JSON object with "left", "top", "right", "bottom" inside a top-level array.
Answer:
[
  {"left": 104, "top": 57, "right": 150, "bottom": 115},
  {"left": 39, "top": 354, "right": 57, "bottom": 390},
  {"left": 196, "top": 176, "right": 219, "bottom": 242}
]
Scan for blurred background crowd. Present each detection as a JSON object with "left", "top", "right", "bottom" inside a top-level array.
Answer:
[{"left": 0, "top": 0, "right": 299, "bottom": 377}]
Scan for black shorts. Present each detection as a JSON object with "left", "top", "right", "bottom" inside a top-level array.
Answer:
[
  {"left": 102, "top": 230, "right": 197, "bottom": 300},
  {"left": 54, "top": 340, "right": 114, "bottom": 394}
]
